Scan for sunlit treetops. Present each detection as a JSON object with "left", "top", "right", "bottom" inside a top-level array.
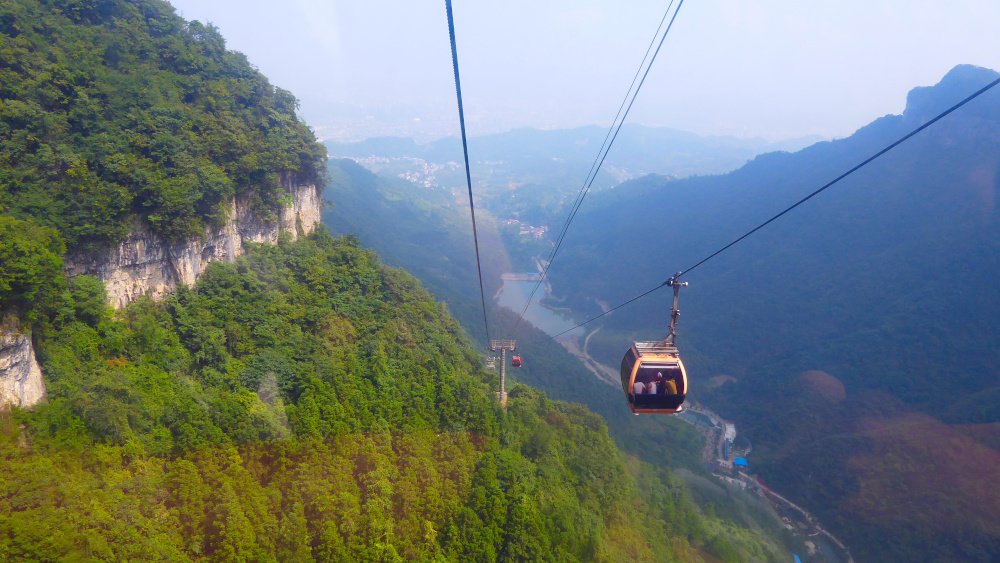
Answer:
[
  {"left": 0, "top": 0, "right": 326, "bottom": 250},
  {"left": 1, "top": 232, "right": 776, "bottom": 562}
]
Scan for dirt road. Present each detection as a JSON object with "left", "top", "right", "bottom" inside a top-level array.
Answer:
[{"left": 557, "top": 326, "right": 619, "bottom": 387}]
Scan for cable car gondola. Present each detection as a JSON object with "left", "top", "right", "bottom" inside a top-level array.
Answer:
[
  {"left": 511, "top": 355, "right": 522, "bottom": 368},
  {"left": 620, "top": 276, "right": 688, "bottom": 414}
]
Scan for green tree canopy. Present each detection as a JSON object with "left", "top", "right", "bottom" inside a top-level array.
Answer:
[
  {"left": 0, "top": 215, "right": 65, "bottom": 321},
  {"left": 0, "top": 0, "right": 326, "bottom": 250}
]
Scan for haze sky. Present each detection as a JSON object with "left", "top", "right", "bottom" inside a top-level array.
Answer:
[{"left": 168, "top": 0, "right": 1000, "bottom": 142}]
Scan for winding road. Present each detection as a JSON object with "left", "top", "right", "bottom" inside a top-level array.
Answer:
[
  {"left": 556, "top": 330, "right": 854, "bottom": 563},
  {"left": 556, "top": 326, "right": 619, "bottom": 387}
]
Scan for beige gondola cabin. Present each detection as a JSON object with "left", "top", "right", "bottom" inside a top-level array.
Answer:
[{"left": 620, "top": 341, "right": 687, "bottom": 414}]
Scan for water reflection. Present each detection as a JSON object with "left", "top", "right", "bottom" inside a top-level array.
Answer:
[
  {"left": 676, "top": 408, "right": 715, "bottom": 429},
  {"left": 495, "top": 279, "right": 584, "bottom": 338}
]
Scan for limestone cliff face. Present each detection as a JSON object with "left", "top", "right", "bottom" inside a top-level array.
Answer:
[
  {"left": 66, "top": 180, "right": 322, "bottom": 309},
  {"left": 0, "top": 325, "right": 46, "bottom": 409},
  {"left": 1, "top": 178, "right": 321, "bottom": 408}
]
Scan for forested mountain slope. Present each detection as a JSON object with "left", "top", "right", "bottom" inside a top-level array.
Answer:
[
  {"left": 324, "top": 158, "right": 509, "bottom": 343},
  {"left": 0, "top": 0, "right": 325, "bottom": 252},
  {"left": 4, "top": 233, "right": 776, "bottom": 561},
  {"left": 324, "top": 159, "right": 706, "bottom": 464},
  {"left": 548, "top": 64, "right": 1000, "bottom": 561},
  {"left": 323, "top": 158, "right": 800, "bottom": 557},
  {"left": 0, "top": 0, "right": 328, "bottom": 408},
  {"left": 0, "top": 1, "right": 790, "bottom": 560}
]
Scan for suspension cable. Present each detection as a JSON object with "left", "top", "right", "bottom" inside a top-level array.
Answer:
[
  {"left": 535, "top": 0, "right": 677, "bottom": 285},
  {"left": 510, "top": 0, "right": 686, "bottom": 337},
  {"left": 550, "top": 282, "right": 669, "bottom": 339},
  {"left": 445, "top": 0, "right": 491, "bottom": 342},
  {"left": 548, "top": 74, "right": 1000, "bottom": 340}
]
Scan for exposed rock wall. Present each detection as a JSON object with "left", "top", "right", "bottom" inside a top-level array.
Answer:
[
  {"left": 0, "top": 325, "right": 46, "bottom": 409},
  {"left": 2, "top": 179, "right": 321, "bottom": 409},
  {"left": 66, "top": 181, "right": 322, "bottom": 309}
]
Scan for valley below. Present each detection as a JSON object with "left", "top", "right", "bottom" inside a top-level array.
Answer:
[
  {"left": 3, "top": 1, "right": 998, "bottom": 560},
  {"left": 501, "top": 271, "right": 855, "bottom": 563},
  {"left": 325, "top": 65, "right": 1000, "bottom": 560}
]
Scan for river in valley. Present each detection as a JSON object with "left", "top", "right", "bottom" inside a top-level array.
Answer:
[{"left": 495, "top": 278, "right": 584, "bottom": 339}]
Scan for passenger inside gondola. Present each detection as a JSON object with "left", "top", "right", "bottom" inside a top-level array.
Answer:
[
  {"left": 632, "top": 365, "right": 684, "bottom": 409},
  {"left": 634, "top": 367, "right": 682, "bottom": 394},
  {"left": 660, "top": 371, "right": 678, "bottom": 395}
]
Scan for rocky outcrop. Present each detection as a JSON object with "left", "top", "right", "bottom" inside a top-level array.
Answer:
[
  {"left": 66, "top": 180, "right": 322, "bottom": 309},
  {"left": 0, "top": 324, "right": 46, "bottom": 409},
  {"left": 2, "top": 178, "right": 321, "bottom": 409}
]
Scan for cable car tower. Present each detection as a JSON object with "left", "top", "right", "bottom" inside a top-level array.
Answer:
[{"left": 489, "top": 339, "right": 516, "bottom": 409}]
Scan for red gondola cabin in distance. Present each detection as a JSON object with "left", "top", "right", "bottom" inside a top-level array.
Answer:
[{"left": 511, "top": 355, "right": 522, "bottom": 368}]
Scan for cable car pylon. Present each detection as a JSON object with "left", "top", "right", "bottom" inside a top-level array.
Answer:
[{"left": 489, "top": 339, "right": 516, "bottom": 409}]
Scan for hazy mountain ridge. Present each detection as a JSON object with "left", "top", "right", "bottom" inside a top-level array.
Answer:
[
  {"left": 320, "top": 65, "right": 1000, "bottom": 561},
  {"left": 328, "top": 124, "right": 820, "bottom": 180},
  {"left": 546, "top": 64, "right": 1000, "bottom": 561},
  {"left": 0, "top": 1, "right": 794, "bottom": 560}
]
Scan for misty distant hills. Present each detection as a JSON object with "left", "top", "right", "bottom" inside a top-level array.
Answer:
[
  {"left": 323, "top": 64, "right": 1000, "bottom": 561},
  {"left": 547, "top": 64, "right": 1000, "bottom": 562},
  {"left": 327, "top": 124, "right": 821, "bottom": 180}
]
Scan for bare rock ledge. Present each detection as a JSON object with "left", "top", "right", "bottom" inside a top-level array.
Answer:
[
  {"left": 0, "top": 325, "right": 46, "bottom": 409},
  {"left": 66, "top": 181, "right": 321, "bottom": 309},
  {"left": 0, "top": 179, "right": 321, "bottom": 408}
]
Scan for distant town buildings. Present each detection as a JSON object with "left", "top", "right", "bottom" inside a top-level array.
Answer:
[
  {"left": 504, "top": 218, "right": 548, "bottom": 239},
  {"left": 680, "top": 406, "right": 851, "bottom": 562},
  {"left": 347, "top": 156, "right": 458, "bottom": 189},
  {"left": 723, "top": 423, "right": 736, "bottom": 462}
]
